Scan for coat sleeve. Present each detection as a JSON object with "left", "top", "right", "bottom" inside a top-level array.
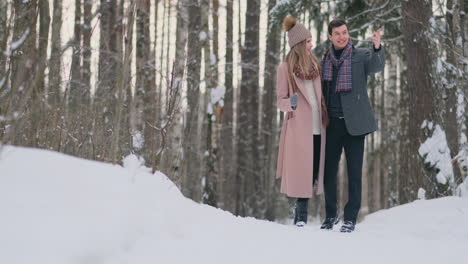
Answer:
[
  {"left": 365, "top": 46, "right": 386, "bottom": 75},
  {"left": 276, "top": 63, "right": 294, "bottom": 113}
]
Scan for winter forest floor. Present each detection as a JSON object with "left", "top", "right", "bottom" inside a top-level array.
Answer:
[{"left": 0, "top": 146, "right": 467, "bottom": 264}]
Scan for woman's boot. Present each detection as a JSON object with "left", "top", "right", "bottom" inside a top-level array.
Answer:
[{"left": 294, "top": 198, "right": 309, "bottom": 227}]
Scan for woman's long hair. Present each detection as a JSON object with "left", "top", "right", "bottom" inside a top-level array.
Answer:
[{"left": 285, "top": 40, "right": 321, "bottom": 93}]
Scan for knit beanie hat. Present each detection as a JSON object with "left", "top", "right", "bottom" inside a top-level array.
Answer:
[{"left": 283, "top": 16, "right": 312, "bottom": 48}]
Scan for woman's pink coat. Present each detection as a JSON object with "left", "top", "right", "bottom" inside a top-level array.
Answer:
[{"left": 276, "top": 62, "right": 326, "bottom": 198}]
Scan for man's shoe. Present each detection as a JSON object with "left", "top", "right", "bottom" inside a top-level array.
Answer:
[
  {"left": 340, "top": 220, "right": 356, "bottom": 233},
  {"left": 320, "top": 215, "right": 339, "bottom": 230},
  {"left": 295, "top": 221, "right": 306, "bottom": 227}
]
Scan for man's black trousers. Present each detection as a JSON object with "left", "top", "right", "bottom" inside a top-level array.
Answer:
[{"left": 324, "top": 117, "right": 365, "bottom": 223}]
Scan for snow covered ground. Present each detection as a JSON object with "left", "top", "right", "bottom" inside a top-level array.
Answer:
[{"left": 1, "top": 146, "right": 467, "bottom": 264}]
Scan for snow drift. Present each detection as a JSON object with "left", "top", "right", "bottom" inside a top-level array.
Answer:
[{"left": 0, "top": 146, "right": 467, "bottom": 264}]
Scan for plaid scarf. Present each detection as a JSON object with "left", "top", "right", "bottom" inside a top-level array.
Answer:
[{"left": 322, "top": 42, "right": 353, "bottom": 93}]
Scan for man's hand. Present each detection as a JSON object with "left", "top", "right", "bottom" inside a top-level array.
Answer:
[
  {"left": 370, "top": 29, "right": 382, "bottom": 49},
  {"left": 290, "top": 93, "right": 298, "bottom": 110}
]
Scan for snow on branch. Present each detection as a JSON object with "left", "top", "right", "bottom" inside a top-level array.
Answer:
[
  {"left": 347, "top": 0, "right": 393, "bottom": 22},
  {"left": 418, "top": 122, "right": 454, "bottom": 187},
  {"left": 348, "top": 5, "right": 401, "bottom": 34},
  {"left": 269, "top": 0, "right": 303, "bottom": 31},
  {"left": 3, "top": 28, "right": 30, "bottom": 57}
]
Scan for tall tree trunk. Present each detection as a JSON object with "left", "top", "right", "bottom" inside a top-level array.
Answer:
[
  {"left": 152, "top": 0, "right": 162, "bottom": 165},
  {"left": 0, "top": 0, "right": 8, "bottom": 137},
  {"left": 154, "top": 0, "right": 165, "bottom": 159},
  {"left": 398, "top": 53, "right": 409, "bottom": 205},
  {"left": 68, "top": 0, "right": 82, "bottom": 111},
  {"left": 385, "top": 53, "right": 400, "bottom": 208},
  {"left": 111, "top": 0, "right": 127, "bottom": 162},
  {"left": 63, "top": 0, "right": 82, "bottom": 156},
  {"left": 400, "top": 0, "right": 437, "bottom": 203},
  {"left": 37, "top": 0, "right": 50, "bottom": 98},
  {"left": 462, "top": 0, "right": 468, "bottom": 182},
  {"left": 445, "top": 0, "right": 463, "bottom": 187},
  {"left": 160, "top": 0, "right": 184, "bottom": 180},
  {"left": 379, "top": 71, "right": 387, "bottom": 210},
  {"left": 34, "top": 0, "right": 50, "bottom": 148},
  {"left": 95, "top": 1, "right": 119, "bottom": 161},
  {"left": 262, "top": 0, "right": 281, "bottom": 221},
  {"left": 0, "top": 0, "right": 8, "bottom": 82},
  {"left": 72, "top": 0, "right": 93, "bottom": 159},
  {"left": 111, "top": 1, "right": 135, "bottom": 164},
  {"left": 118, "top": 0, "right": 132, "bottom": 158},
  {"left": 82, "top": 0, "right": 92, "bottom": 100},
  {"left": 137, "top": 0, "right": 157, "bottom": 168},
  {"left": 181, "top": 0, "right": 202, "bottom": 201},
  {"left": 150, "top": 0, "right": 163, "bottom": 170},
  {"left": 212, "top": 0, "right": 219, "bottom": 65},
  {"left": 199, "top": 0, "right": 218, "bottom": 206},
  {"left": 158, "top": 0, "right": 167, "bottom": 107},
  {"left": 211, "top": 0, "right": 221, "bottom": 203},
  {"left": 49, "top": 0, "right": 62, "bottom": 107},
  {"left": 367, "top": 77, "right": 377, "bottom": 213},
  {"left": 165, "top": 0, "right": 171, "bottom": 108},
  {"left": 219, "top": 0, "right": 236, "bottom": 213},
  {"left": 46, "top": 0, "right": 63, "bottom": 151},
  {"left": 237, "top": 0, "right": 261, "bottom": 217},
  {"left": 6, "top": 0, "right": 38, "bottom": 146}
]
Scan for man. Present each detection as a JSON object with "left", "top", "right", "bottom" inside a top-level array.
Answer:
[{"left": 320, "top": 19, "right": 385, "bottom": 232}]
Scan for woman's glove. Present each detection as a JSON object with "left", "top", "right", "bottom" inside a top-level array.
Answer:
[{"left": 290, "top": 93, "right": 298, "bottom": 110}]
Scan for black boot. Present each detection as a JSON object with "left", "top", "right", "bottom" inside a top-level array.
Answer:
[
  {"left": 320, "top": 215, "right": 339, "bottom": 230},
  {"left": 340, "top": 220, "right": 356, "bottom": 233},
  {"left": 294, "top": 198, "right": 309, "bottom": 227}
]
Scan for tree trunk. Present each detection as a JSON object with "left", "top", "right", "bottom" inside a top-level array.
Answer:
[
  {"left": 0, "top": 0, "right": 8, "bottom": 138},
  {"left": 33, "top": 0, "right": 50, "bottom": 148},
  {"left": 158, "top": 0, "right": 167, "bottom": 107},
  {"left": 44, "top": 0, "right": 63, "bottom": 151},
  {"left": 95, "top": 0, "right": 119, "bottom": 161},
  {"left": 68, "top": 0, "right": 82, "bottom": 112},
  {"left": 49, "top": 0, "right": 62, "bottom": 107},
  {"left": 212, "top": 0, "right": 219, "bottom": 65},
  {"left": 82, "top": 0, "right": 92, "bottom": 101},
  {"left": 262, "top": 0, "right": 281, "bottom": 221},
  {"left": 165, "top": 0, "right": 171, "bottom": 109},
  {"left": 219, "top": 0, "right": 236, "bottom": 213},
  {"left": 384, "top": 53, "right": 400, "bottom": 208},
  {"left": 181, "top": 0, "right": 202, "bottom": 202},
  {"left": 111, "top": 1, "right": 135, "bottom": 164},
  {"left": 463, "top": 0, "right": 468, "bottom": 182},
  {"left": 0, "top": 0, "right": 8, "bottom": 82},
  {"left": 121, "top": 0, "right": 133, "bottom": 159},
  {"left": 112, "top": 0, "right": 127, "bottom": 161},
  {"left": 400, "top": 0, "right": 437, "bottom": 202},
  {"left": 136, "top": 0, "right": 157, "bottom": 168},
  {"left": 159, "top": 0, "right": 184, "bottom": 180},
  {"left": 445, "top": 0, "right": 463, "bottom": 187},
  {"left": 237, "top": 0, "right": 261, "bottom": 217},
  {"left": 6, "top": 0, "right": 38, "bottom": 146},
  {"left": 200, "top": 0, "right": 218, "bottom": 207},
  {"left": 62, "top": 0, "right": 82, "bottom": 156},
  {"left": 37, "top": 0, "right": 50, "bottom": 98}
]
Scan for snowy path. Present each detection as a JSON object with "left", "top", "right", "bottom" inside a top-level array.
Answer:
[{"left": 1, "top": 146, "right": 467, "bottom": 264}]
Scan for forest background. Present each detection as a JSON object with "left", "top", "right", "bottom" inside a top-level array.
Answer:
[{"left": 1, "top": 0, "right": 467, "bottom": 221}]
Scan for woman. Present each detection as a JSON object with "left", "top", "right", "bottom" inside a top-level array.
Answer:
[{"left": 276, "top": 16, "right": 327, "bottom": 227}]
